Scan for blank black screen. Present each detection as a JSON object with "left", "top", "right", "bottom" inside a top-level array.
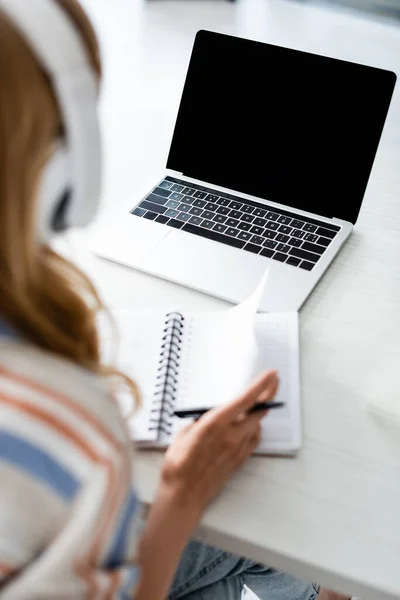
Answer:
[{"left": 167, "top": 31, "right": 396, "bottom": 224}]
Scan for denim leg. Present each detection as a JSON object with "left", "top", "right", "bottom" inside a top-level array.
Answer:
[
  {"left": 168, "top": 540, "right": 243, "bottom": 599},
  {"left": 169, "top": 540, "right": 319, "bottom": 600}
]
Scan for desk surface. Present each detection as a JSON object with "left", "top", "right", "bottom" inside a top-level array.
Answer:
[{"left": 75, "top": 1, "right": 400, "bottom": 598}]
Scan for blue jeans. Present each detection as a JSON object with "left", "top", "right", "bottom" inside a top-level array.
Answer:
[{"left": 169, "top": 541, "right": 320, "bottom": 600}]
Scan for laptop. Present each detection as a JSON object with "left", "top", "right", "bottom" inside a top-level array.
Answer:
[{"left": 91, "top": 30, "right": 396, "bottom": 311}]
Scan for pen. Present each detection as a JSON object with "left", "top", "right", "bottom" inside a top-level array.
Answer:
[{"left": 174, "top": 402, "right": 284, "bottom": 419}]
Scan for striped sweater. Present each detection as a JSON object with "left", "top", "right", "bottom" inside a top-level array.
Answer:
[{"left": 0, "top": 330, "right": 142, "bottom": 599}]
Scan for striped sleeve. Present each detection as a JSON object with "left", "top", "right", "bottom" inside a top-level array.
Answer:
[{"left": 0, "top": 349, "right": 143, "bottom": 599}]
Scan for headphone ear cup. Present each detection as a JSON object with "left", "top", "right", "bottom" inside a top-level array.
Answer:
[
  {"left": 36, "top": 144, "right": 71, "bottom": 241},
  {"left": 51, "top": 188, "right": 72, "bottom": 233}
]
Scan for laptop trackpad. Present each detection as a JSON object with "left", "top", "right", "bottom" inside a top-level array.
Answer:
[{"left": 143, "top": 229, "right": 267, "bottom": 303}]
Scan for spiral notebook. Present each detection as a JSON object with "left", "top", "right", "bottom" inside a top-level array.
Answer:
[{"left": 103, "top": 275, "right": 301, "bottom": 455}]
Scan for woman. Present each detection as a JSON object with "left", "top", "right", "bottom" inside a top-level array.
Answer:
[{"left": 0, "top": 1, "right": 348, "bottom": 598}]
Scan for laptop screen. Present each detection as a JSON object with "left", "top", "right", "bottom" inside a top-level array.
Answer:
[{"left": 167, "top": 30, "right": 396, "bottom": 224}]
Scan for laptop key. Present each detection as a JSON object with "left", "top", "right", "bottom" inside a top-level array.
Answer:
[
  {"left": 237, "top": 231, "right": 252, "bottom": 241},
  {"left": 250, "top": 226, "right": 264, "bottom": 236},
  {"left": 303, "top": 223, "right": 317, "bottom": 233},
  {"left": 182, "top": 223, "right": 245, "bottom": 249},
  {"left": 182, "top": 187, "right": 195, "bottom": 195},
  {"left": 265, "top": 211, "right": 279, "bottom": 221},
  {"left": 132, "top": 207, "right": 146, "bottom": 217},
  {"left": 253, "top": 217, "right": 267, "bottom": 227},
  {"left": 278, "top": 225, "right": 292, "bottom": 235},
  {"left": 229, "top": 201, "right": 242, "bottom": 210},
  {"left": 272, "top": 252, "right": 287, "bottom": 262},
  {"left": 260, "top": 248, "right": 274, "bottom": 258},
  {"left": 316, "top": 226, "right": 337, "bottom": 239},
  {"left": 237, "top": 222, "right": 251, "bottom": 231},
  {"left": 143, "top": 211, "right": 157, "bottom": 220},
  {"left": 166, "top": 200, "right": 180, "bottom": 209},
  {"left": 277, "top": 243, "right": 291, "bottom": 253},
  {"left": 189, "top": 207, "right": 203, "bottom": 216},
  {"left": 299, "top": 261, "right": 315, "bottom": 271},
  {"left": 171, "top": 184, "right": 184, "bottom": 192},
  {"left": 213, "top": 214, "right": 227, "bottom": 224},
  {"left": 304, "top": 233, "right": 318, "bottom": 243},
  {"left": 153, "top": 187, "right": 171, "bottom": 198},
  {"left": 201, "top": 219, "right": 214, "bottom": 229},
  {"left": 155, "top": 215, "right": 169, "bottom": 224},
  {"left": 288, "top": 237, "right": 302, "bottom": 247},
  {"left": 226, "top": 227, "right": 239, "bottom": 237},
  {"left": 205, "top": 194, "right": 219, "bottom": 202},
  {"left": 291, "top": 219, "right": 305, "bottom": 229},
  {"left": 170, "top": 192, "right": 184, "bottom": 201},
  {"left": 159, "top": 181, "right": 173, "bottom": 190},
  {"left": 147, "top": 193, "right": 169, "bottom": 206},
  {"left": 193, "top": 199, "right": 207, "bottom": 208},
  {"left": 205, "top": 203, "right": 218, "bottom": 211},
  {"left": 244, "top": 243, "right": 261, "bottom": 254},
  {"left": 278, "top": 215, "right": 292, "bottom": 225},
  {"left": 292, "top": 229, "right": 305, "bottom": 239},
  {"left": 275, "top": 233, "right": 289, "bottom": 243},
  {"left": 289, "top": 247, "right": 319, "bottom": 263},
  {"left": 317, "top": 236, "right": 332, "bottom": 247},
  {"left": 183, "top": 195, "right": 195, "bottom": 204},
  {"left": 265, "top": 221, "right": 280, "bottom": 231},
  {"left": 263, "top": 239, "right": 277, "bottom": 249},
  {"left": 217, "top": 206, "right": 230, "bottom": 215},
  {"left": 302, "top": 241, "right": 325, "bottom": 255},
  {"left": 142, "top": 210, "right": 157, "bottom": 220},
  {"left": 216, "top": 197, "right": 230, "bottom": 206},
  {"left": 241, "top": 205, "right": 254, "bottom": 214},
  {"left": 201, "top": 210, "right": 215, "bottom": 220},
  {"left": 139, "top": 200, "right": 167, "bottom": 215},
  {"left": 177, "top": 212, "right": 192, "bottom": 222},
  {"left": 263, "top": 230, "right": 277, "bottom": 239},
  {"left": 253, "top": 208, "right": 267, "bottom": 218},
  {"left": 193, "top": 190, "right": 207, "bottom": 199},
  {"left": 177, "top": 198, "right": 191, "bottom": 212},
  {"left": 241, "top": 214, "right": 254, "bottom": 223},
  {"left": 226, "top": 218, "right": 240, "bottom": 228},
  {"left": 165, "top": 208, "right": 180, "bottom": 218},
  {"left": 229, "top": 210, "right": 242, "bottom": 220},
  {"left": 189, "top": 216, "right": 203, "bottom": 226},
  {"left": 178, "top": 203, "right": 192, "bottom": 212},
  {"left": 251, "top": 235, "right": 264, "bottom": 246},
  {"left": 213, "top": 223, "right": 227, "bottom": 234},
  {"left": 168, "top": 218, "right": 184, "bottom": 229},
  {"left": 286, "top": 256, "right": 301, "bottom": 267}
]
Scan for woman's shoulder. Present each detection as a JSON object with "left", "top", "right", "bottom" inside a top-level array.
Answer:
[{"left": 0, "top": 337, "right": 130, "bottom": 451}]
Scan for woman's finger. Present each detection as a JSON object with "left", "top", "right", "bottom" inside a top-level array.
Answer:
[{"left": 256, "top": 374, "right": 280, "bottom": 403}]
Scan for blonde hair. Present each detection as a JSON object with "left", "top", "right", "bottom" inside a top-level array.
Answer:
[{"left": 0, "top": 0, "right": 139, "bottom": 404}]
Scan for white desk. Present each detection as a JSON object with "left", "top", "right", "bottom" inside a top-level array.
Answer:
[{"left": 73, "top": 1, "right": 400, "bottom": 598}]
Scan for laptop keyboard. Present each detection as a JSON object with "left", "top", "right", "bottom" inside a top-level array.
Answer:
[{"left": 131, "top": 177, "right": 340, "bottom": 271}]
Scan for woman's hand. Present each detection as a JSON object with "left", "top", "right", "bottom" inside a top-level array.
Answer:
[
  {"left": 160, "top": 369, "right": 279, "bottom": 520},
  {"left": 136, "top": 370, "right": 279, "bottom": 600}
]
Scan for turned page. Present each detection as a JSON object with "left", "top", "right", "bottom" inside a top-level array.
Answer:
[{"left": 174, "top": 270, "right": 269, "bottom": 412}]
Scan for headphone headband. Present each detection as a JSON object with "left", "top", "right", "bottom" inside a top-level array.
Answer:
[{"left": 0, "top": 0, "right": 102, "bottom": 235}]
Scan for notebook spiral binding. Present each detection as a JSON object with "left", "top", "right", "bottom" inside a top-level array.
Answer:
[{"left": 149, "top": 312, "right": 185, "bottom": 437}]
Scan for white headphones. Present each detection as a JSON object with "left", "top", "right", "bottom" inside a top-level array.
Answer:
[{"left": 0, "top": 0, "right": 102, "bottom": 241}]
